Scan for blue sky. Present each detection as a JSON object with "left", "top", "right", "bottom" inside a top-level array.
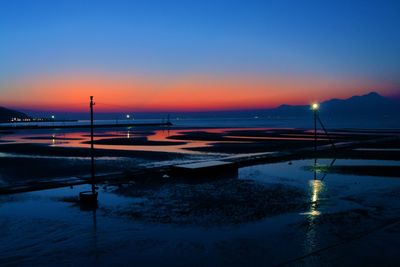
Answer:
[
  {"left": 1, "top": 0, "right": 399, "bottom": 80},
  {"left": 0, "top": 0, "right": 399, "bottom": 111}
]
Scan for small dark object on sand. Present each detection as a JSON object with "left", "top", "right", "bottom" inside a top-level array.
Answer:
[{"left": 79, "top": 191, "right": 98, "bottom": 204}]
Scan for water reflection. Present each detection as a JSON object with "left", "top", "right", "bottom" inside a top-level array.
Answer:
[
  {"left": 309, "top": 179, "right": 323, "bottom": 217},
  {"left": 80, "top": 200, "right": 100, "bottom": 264},
  {"left": 301, "top": 159, "right": 327, "bottom": 265},
  {"left": 91, "top": 208, "right": 99, "bottom": 264},
  {"left": 302, "top": 159, "right": 327, "bottom": 217},
  {"left": 1, "top": 127, "right": 313, "bottom": 155}
]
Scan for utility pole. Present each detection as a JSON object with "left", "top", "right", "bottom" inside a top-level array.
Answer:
[
  {"left": 314, "top": 108, "right": 317, "bottom": 154},
  {"left": 311, "top": 103, "right": 319, "bottom": 180},
  {"left": 90, "top": 96, "right": 96, "bottom": 195},
  {"left": 79, "top": 96, "right": 97, "bottom": 204}
]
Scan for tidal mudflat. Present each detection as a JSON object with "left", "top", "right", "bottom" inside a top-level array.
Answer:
[
  {"left": 0, "top": 127, "right": 399, "bottom": 266},
  {"left": 1, "top": 127, "right": 398, "bottom": 188},
  {"left": 0, "top": 158, "right": 399, "bottom": 266}
]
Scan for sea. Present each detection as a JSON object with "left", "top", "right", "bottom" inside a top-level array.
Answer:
[{"left": 1, "top": 114, "right": 400, "bottom": 130}]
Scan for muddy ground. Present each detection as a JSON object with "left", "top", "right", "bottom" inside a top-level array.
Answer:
[{"left": 102, "top": 179, "right": 307, "bottom": 225}]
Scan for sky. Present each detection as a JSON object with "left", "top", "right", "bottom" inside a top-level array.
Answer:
[{"left": 1, "top": 0, "right": 399, "bottom": 112}]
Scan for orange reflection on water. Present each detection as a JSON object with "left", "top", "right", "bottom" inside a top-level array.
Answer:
[{"left": 0, "top": 127, "right": 322, "bottom": 155}]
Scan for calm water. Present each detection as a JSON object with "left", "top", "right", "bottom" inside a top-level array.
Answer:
[
  {"left": 0, "top": 128, "right": 212, "bottom": 154},
  {"left": 3, "top": 115, "right": 400, "bottom": 129},
  {"left": 0, "top": 126, "right": 319, "bottom": 154}
]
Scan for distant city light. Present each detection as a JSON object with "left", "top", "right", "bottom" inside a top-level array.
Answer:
[
  {"left": 311, "top": 103, "right": 319, "bottom": 111},
  {"left": 51, "top": 115, "right": 55, "bottom": 119},
  {"left": 126, "top": 114, "right": 130, "bottom": 119}
]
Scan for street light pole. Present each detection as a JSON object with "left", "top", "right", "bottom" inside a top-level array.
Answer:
[
  {"left": 79, "top": 96, "right": 98, "bottom": 205},
  {"left": 314, "top": 108, "right": 317, "bottom": 153},
  {"left": 311, "top": 103, "right": 319, "bottom": 180}
]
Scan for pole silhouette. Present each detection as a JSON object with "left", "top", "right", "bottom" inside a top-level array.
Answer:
[
  {"left": 314, "top": 108, "right": 317, "bottom": 154},
  {"left": 90, "top": 96, "right": 96, "bottom": 195}
]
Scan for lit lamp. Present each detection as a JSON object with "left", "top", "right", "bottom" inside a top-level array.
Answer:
[
  {"left": 311, "top": 103, "right": 319, "bottom": 111},
  {"left": 310, "top": 103, "right": 320, "bottom": 175},
  {"left": 126, "top": 114, "right": 130, "bottom": 119},
  {"left": 51, "top": 115, "right": 55, "bottom": 127}
]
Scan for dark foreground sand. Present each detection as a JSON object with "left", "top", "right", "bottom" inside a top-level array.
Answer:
[
  {"left": 103, "top": 179, "right": 306, "bottom": 225},
  {"left": 1, "top": 159, "right": 397, "bottom": 266},
  {"left": 0, "top": 143, "right": 209, "bottom": 186}
]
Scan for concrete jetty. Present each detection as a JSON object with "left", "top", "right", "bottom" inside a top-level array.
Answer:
[
  {"left": 171, "top": 161, "right": 238, "bottom": 178},
  {"left": 0, "top": 122, "right": 172, "bottom": 131}
]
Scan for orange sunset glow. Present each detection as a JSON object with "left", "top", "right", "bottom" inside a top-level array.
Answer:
[{"left": 2, "top": 74, "right": 395, "bottom": 112}]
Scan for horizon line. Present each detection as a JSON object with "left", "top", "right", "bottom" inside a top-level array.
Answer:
[{"left": 4, "top": 90, "right": 397, "bottom": 115}]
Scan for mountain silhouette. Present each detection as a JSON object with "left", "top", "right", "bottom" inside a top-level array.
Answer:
[
  {"left": 0, "top": 107, "right": 30, "bottom": 122},
  {"left": 0, "top": 92, "right": 398, "bottom": 124},
  {"left": 270, "top": 91, "right": 399, "bottom": 119}
]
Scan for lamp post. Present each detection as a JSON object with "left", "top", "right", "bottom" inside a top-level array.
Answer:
[
  {"left": 90, "top": 96, "right": 96, "bottom": 196},
  {"left": 311, "top": 103, "right": 319, "bottom": 180},
  {"left": 79, "top": 96, "right": 98, "bottom": 205}
]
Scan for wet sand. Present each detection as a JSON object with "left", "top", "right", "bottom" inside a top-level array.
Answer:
[
  {"left": 85, "top": 137, "right": 186, "bottom": 146},
  {"left": 0, "top": 127, "right": 399, "bottom": 190},
  {"left": 316, "top": 138, "right": 400, "bottom": 160},
  {"left": 0, "top": 142, "right": 210, "bottom": 187},
  {"left": 0, "top": 159, "right": 399, "bottom": 266},
  {"left": 0, "top": 125, "right": 399, "bottom": 266},
  {"left": 0, "top": 142, "right": 191, "bottom": 159},
  {"left": 318, "top": 165, "right": 400, "bottom": 177},
  {"left": 167, "top": 128, "right": 389, "bottom": 154},
  {"left": 106, "top": 179, "right": 306, "bottom": 225}
]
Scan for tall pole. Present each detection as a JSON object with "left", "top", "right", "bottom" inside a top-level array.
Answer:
[
  {"left": 314, "top": 109, "right": 317, "bottom": 154},
  {"left": 313, "top": 108, "right": 317, "bottom": 180},
  {"left": 90, "top": 96, "right": 96, "bottom": 195}
]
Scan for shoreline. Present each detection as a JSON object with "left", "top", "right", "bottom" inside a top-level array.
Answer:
[{"left": 0, "top": 121, "right": 172, "bottom": 130}]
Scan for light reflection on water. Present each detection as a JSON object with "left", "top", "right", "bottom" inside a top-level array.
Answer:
[
  {"left": 298, "top": 159, "right": 326, "bottom": 264},
  {"left": 0, "top": 128, "right": 218, "bottom": 154},
  {"left": 302, "top": 179, "right": 325, "bottom": 265},
  {"left": 301, "top": 179, "right": 324, "bottom": 217},
  {"left": 239, "top": 158, "right": 400, "bottom": 265}
]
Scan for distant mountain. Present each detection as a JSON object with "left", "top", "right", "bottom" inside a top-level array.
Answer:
[
  {"left": 160, "top": 91, "right": 399, "bottom": 128},
  {"left": 269, "top": 91, "right": 400, "bottom": 119},
  {"left": 0, "top": 107, "right": 30, "bottom": 122},
  {"left": 131, "top": 92, "right": 400, "bottom": 125},
  {"left": 1, "top": 92, "right": 398, "bottom": 126}
]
